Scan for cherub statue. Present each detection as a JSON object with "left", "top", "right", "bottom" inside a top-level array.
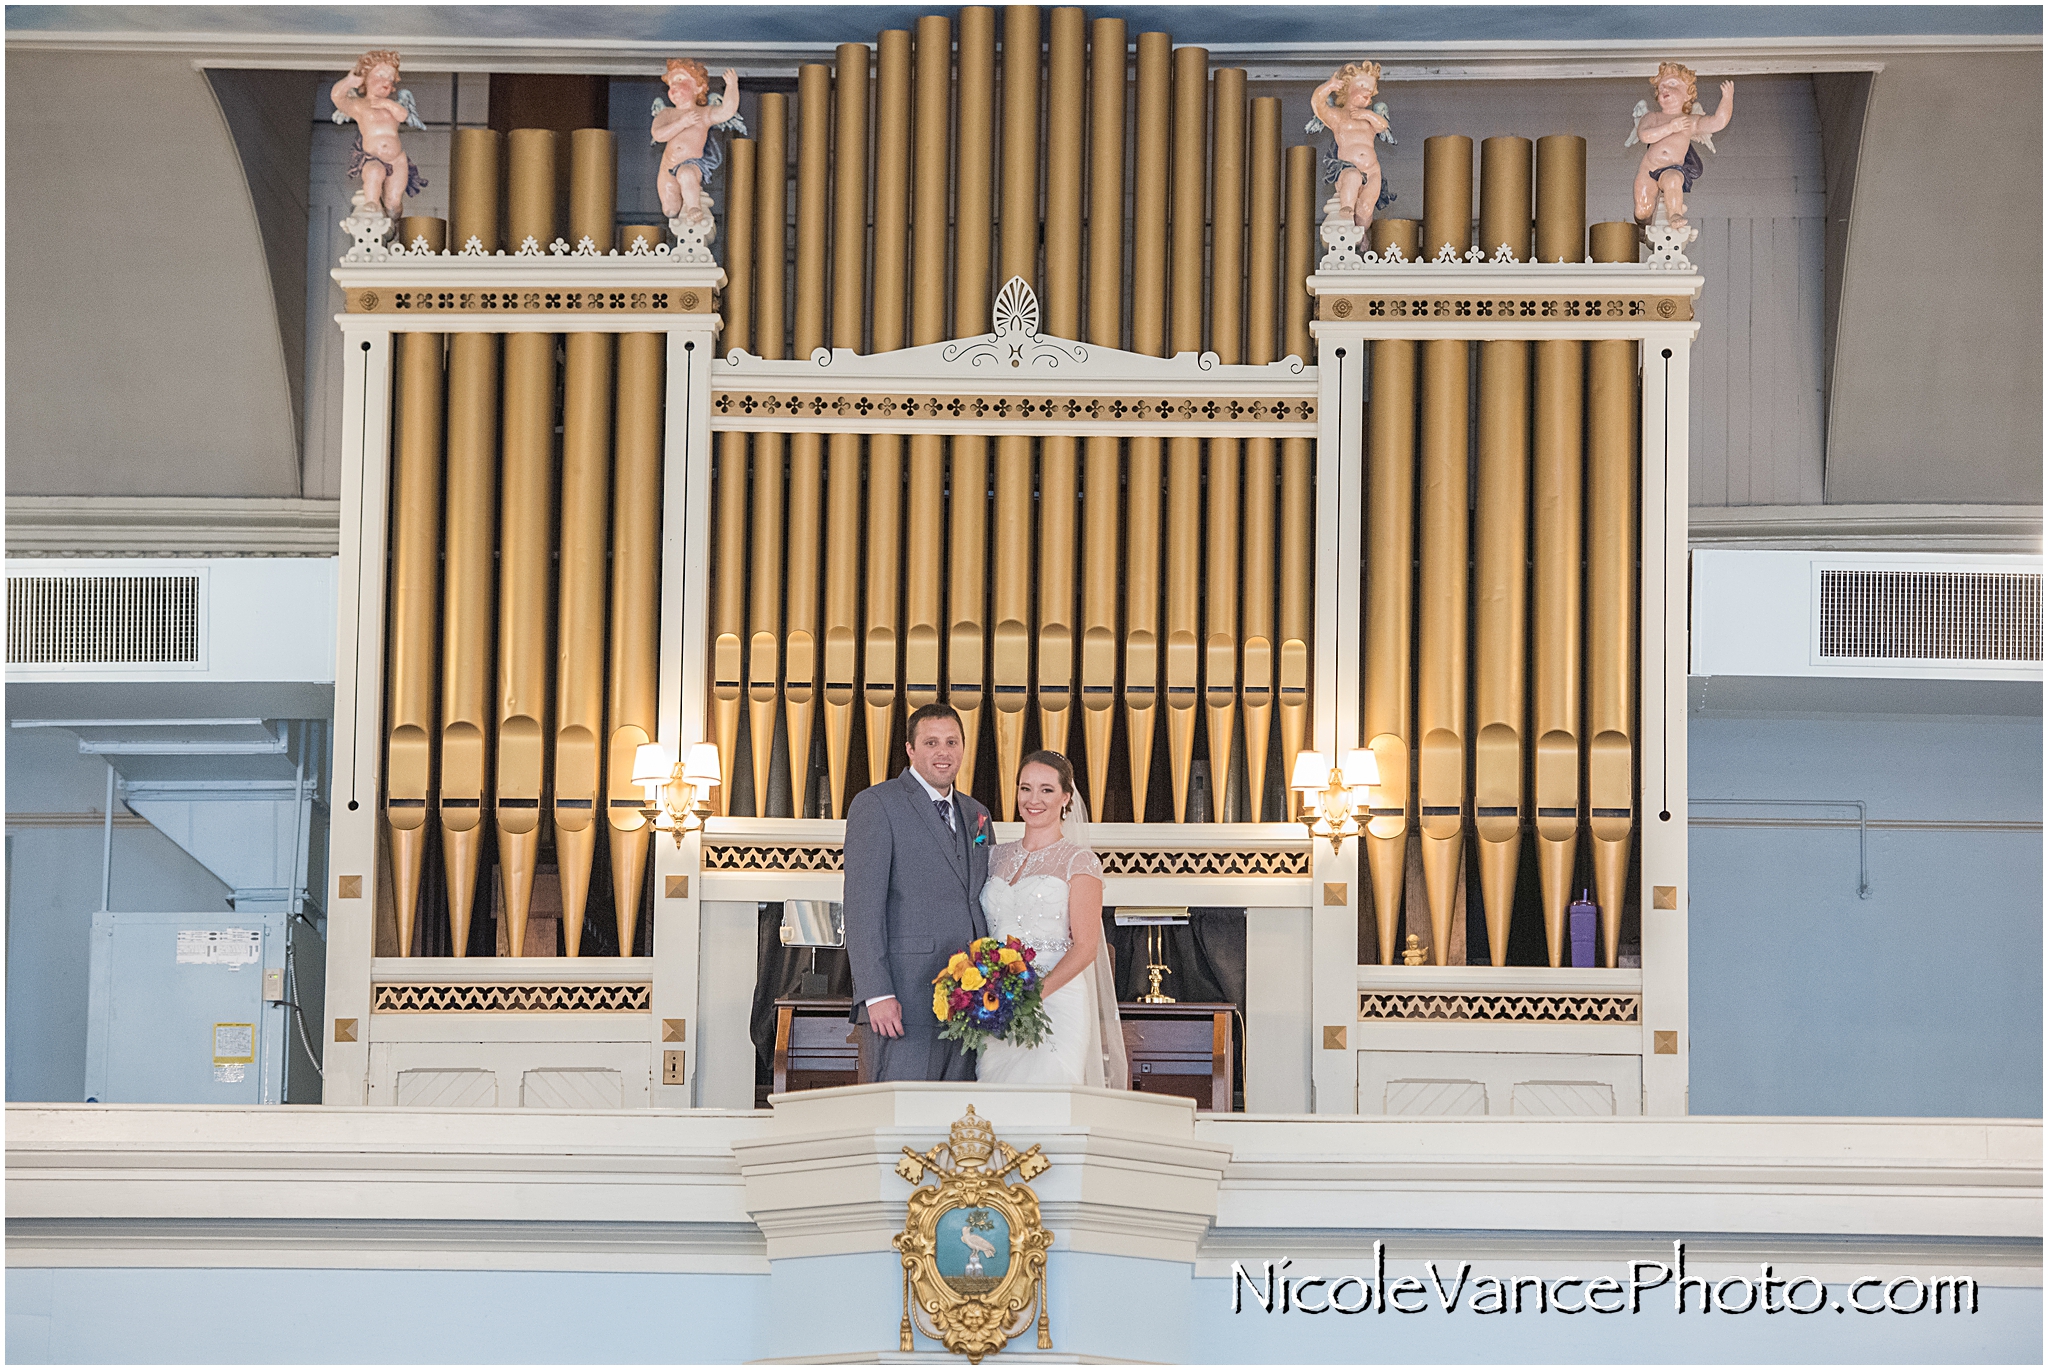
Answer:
[
  {"left": 652, "top": 59, "right": 747, "bottom": 232},
  {"left": 1626, "top": 63, "right": 1734, "bottom": 232},
  {"left": 1307, "top": 60, "right": 1397, "bottom": 231},
  {"left": 330, "top": 50, "right": 426, "bottom": 221}
]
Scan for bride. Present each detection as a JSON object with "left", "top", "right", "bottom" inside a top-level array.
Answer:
[{"left": 977, "top": 751, "right": 1129, "bottom": 1088}]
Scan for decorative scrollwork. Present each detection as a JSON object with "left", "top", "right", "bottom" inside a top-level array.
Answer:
[
  {"left": 1319, "top": 294, "right": 1691, "bottom": 323},
  {"left": 708, "top": 388, "right": 1315, "bottom": 428},
  {"left": 1356, "top": 992, "right": 1641, "bottom": 1023},
  {"left": 701, "top": 843, "right": 1309, "bottom": 876},
  {"left": 372, "top": 983, "right": 653, "bottom": 1013}
]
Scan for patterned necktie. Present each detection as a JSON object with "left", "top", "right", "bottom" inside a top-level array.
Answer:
[{"left": 934, "top": 797, "right": 954, "bottom": 831}]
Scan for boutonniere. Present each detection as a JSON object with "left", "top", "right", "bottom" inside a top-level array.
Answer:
[{"left": 973, "top": 813, "right": 991, "bottom": 847}]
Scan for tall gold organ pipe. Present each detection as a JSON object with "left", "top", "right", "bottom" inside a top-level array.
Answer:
[
  {"left": 1079, "top": 16, "right": 1126, "bottom": 816},
  {"left": 1422, "top": 135, "right": 1474, "bottom": 262},
  {"left": 555, "top": 130, "right": 615, "bottom": 956},
  {"left": 865, "top": 31, "right": 912, "bottom": 785},
  {"left": 1122, "top": 33, "right": 1171, "bottom": 819},
  {"left": 999, "top": 4, "right": 1041, "bottom": 288},
  {"left": 1535, "top": 135, "right": 1587, "bottom": 263},
  {"left": 1035, "top": 9, "right": 1085, "bottom": 770},
  {"left": 496, "top": 129, "right": 560, "bottom": 957},
  {"left": 903, "top": 20, "right": 950, "bottom": 731},
  {"left": 711, "top": 138, "right": 754, "bottom": 811},
  {"left": 784, "top": 65, "right": 831, "bottom": 817},
  {"left": 950, "top": 9, "right": 996, "bottom": 796},
  {"left": 1473, "top": 339, "right": 1529, "bottom": 965},
  {"left": 1203, "top": 67, "right": 1245, "bottom": 820},
  {"left": 746, "top": 95, "right": 789, "bottom": 816},
  {"left": 1532, "top": 337, "right": 1584, "bottom": 966},
  {"left": 822, "top": 45, "right": 869, "bottom": 818},
  {"left": 1278, "top": 143, "right": 1316, "bottom": 809},
  {"left": 1478, "top": 136, "right": 1533, "bottom": 263},
  {"left": 386, "top": 215, "right": 446, "bottom": 957},
  {"left": 439, "top": 129, "right": 500, "bottom": 956},
  {"left": 1364, "top": 223, "right": 1417, "bottom": 962},
  {"left": 1240, "top": 97, "right": 1281, "bottom": 818},
  {"left": 1163, "top": 44, "right": 1207, "bottom": 821},
  {"left": 1588, "top": 221, "right": 1640, "bottom": 966},
  {"left": 609, "top": 331, "right": 663, "bottom": 953},
  {"left": 1416, "top": 336, "right": 1469, "bottom": 964}
]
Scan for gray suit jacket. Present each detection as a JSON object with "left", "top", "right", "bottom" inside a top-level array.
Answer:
[{"left": 842, "top": 770, "right": 992, "bottom": 1034}]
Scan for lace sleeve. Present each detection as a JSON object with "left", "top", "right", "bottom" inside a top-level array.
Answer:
[
  {"left": 989, "top": 841, "right": 1023, "bottom": 883},
  {"left": 1065, "top": 845, "right": 1104, "bottom": 882}
]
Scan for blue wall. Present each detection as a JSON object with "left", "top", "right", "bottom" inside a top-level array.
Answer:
[{"left": 1688, "top": 702, "right": 2042, "bottom": 1117}]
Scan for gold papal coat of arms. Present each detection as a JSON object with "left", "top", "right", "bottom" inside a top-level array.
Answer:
[{"left": 892, "top": 1107, "right": 1054, "bottom": 1362}]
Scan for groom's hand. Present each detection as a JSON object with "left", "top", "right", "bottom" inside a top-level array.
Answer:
[{"left": 868, "top": 997, "right": 904, "bottom": 1037}]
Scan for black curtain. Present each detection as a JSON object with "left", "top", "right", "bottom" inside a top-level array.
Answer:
[
  {"left": 1101, "top": 907, "right": 1247, "bottom": 1109},
  {"left": 748, "top": 905, "right": 854, "bottom": 1096}
]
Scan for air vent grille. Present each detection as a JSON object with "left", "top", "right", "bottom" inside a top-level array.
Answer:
[
  {"left": 1818, "top": 570, "right": 2040, "bottom": 663},
  {"left": 6, "top": 573, "right": 202, "bottom": 665}
]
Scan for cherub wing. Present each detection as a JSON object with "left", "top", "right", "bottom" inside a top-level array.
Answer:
[
  {"left": 396, "top": 87, "right": 425, "bottom": 131},
  {"left": 1624, "top": 98, "right": 1648, "bottom": 149},
  {"left": 1373, "top": 99, "right": 1395, "bottom": 145},
  {"left": 331, "top": 106, "right": 349, "bottom": 126},
  {"left": 651, "top": 95, "right": 670, "bottom": 116},
  {"left": 715, "top": 109, "right": 750, "bottom": 136},
  {"left": 1304, "top": 113, "right": 1327, "bottom": 136},
  {"left": 1690, "top": 100, "right": 1717, "bottom": 154}
]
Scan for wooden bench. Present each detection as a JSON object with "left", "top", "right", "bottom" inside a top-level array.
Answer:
[
  {"left": 771, "top": 997, "right": 865, "bottom": 1095},
  {"left": 1120, "top": 1002, "right": 1235, "bottom": 1112}
]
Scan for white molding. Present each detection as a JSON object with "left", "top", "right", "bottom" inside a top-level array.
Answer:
[
  {"left": 5, "top": 497, "right": 341, "bottom": 558},
  {"left": 1689, "top": 504, "right": 2043, "bottom": 554},
  {"left": 1309, "top": 265, "right": 1705, "bottom": 297},
  {"left": 332, "top": 259, "right": 728, "bottom": 289},
  {"left": 369, "top": 957, "right": 656, "bottom": 983},
  {"left": 328, "top": 310, "right": 722, "bottom": 336},
  {"left": 8, "top": 31, "right": 2039, "bottom": 79},
  {"left": 1358, "top": 966, "right": 1643, "bottom": 994}
]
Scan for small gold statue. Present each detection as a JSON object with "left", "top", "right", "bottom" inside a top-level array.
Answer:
[{"left": 1402, "top": 933, "right": 1427, "bottom": 966}]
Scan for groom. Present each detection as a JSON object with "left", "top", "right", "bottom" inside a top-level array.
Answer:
[{"left": 842, "top": 702, "right": 992, "bottom": 1082}]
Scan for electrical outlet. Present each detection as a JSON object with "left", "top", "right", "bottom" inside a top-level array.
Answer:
[
  {"left": 263, "top": 968, "right": 286, "bottom": 1003},
  {"left": 662, "top": 1049, "right": 686, "bottom": 1086}
]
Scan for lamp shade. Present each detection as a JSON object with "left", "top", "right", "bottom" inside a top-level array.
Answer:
[
  {"left": 630, "top": 743, "right": 674, "bottom": 786},
  {"left": 1290, "top": 750, "right": 1331, "bottom": 792},
  {"left": 1342, "top": 748, "right": 1381, "bottom": 787},
  {"left": 683, "top": 742, "right": 723, "bottom": 785}
]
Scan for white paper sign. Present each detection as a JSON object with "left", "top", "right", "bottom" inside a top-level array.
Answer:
[{"left": 177, "top": 929, "right": 261, "bottom": 966}]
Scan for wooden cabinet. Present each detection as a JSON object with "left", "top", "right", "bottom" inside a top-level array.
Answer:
[{"left": 1120, "top": 1002, "right": 1235, "bottom": 1112}]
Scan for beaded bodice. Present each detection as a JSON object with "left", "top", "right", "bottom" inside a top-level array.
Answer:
[{"left": 980, "top": 839, "right": 1103, "bottom": 971}]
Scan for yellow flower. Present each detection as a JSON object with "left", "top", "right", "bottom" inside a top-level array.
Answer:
[
  {"left": 945, "top": 952, "right": 974, "bottom": 980},
  {"left": 998, "top": 947, "right": 1024, "bottom": 969},
  {"left": 933, "top": 986, "right": 950, "bottom": 1020},
  {"left": 959, "top": 966, "right": 986, "bottom": 991}
]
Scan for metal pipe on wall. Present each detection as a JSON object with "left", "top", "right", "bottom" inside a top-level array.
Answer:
[
  {"left": 1416, "top": 335, "right": 1468, "bottom": 964},
  {"left": 1163, "top": 44, "right": 1208, "bottom": 822},
  {"left": 496, "top": 128, "right": 560, "bottom": 957},
  {"left": 610, "top": 322, "right": 663, "bottom": 953},
  {"left": 1078, "top": 16, "right": 1126, "bottom": 816},
  {"left": 999, "top": 4, "right": 1042, "bottom": 291},
  {"left": 1277, "top": 142, "right": 1317, "bottom": 803},
  {"left": 1533, "top": 333, "right": 1584, "bottom": 967},
  {"left": 904, "top": 18, "right": 951, "bottom": 728},
  {"left": 1239, "top": 97, "right": 1281, "bottom": 819},
  {"left": 1535, "top": 135, "right": 1587, "bottom": 264},
  {"left": 439, "top": 129, "right": 500, "bottom": 957},
  {"left": 950, "top": 9, "right": 996, "bottom": 796},
  {"left": 1422, "top": 135, "right": 1474, "bottom": 262},
  {"left": 555, "top": 129, "right": 615, "bottom": 954},
  {"left": 1473, "top": 340, "right": 1528, "bottom": 965},
  {"left": 1035, "top": 7, "right": 1085, "bottom": 775},
  {"left": 385, "top": 214, "right": 446, "bottom": 957},
  {"left": 864, "top": 30, "right": 912, "bottom": 785},
  {"left": 1204, "top": 67, "right": 1246, "bottom": 820},
  {"left": 822, "top": 44, "right": 870, "bottom": 818},
  {"left": 1588, "top": 220, "right": 1640, "bottom": 966},
  {"left": 746, "top": 94, "right": 788, "bottom": 817},
  {"left": 785, "top": 65, "right": 831, "bottom": 816},
  {"left": 711, "top": 140, "right": 755, "bottom": 811},
  {"left": 1478, "top": 135, "right": 1532, "bottom": 264}
]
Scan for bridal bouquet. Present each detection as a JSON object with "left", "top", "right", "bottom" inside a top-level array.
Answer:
[{"left": 932, "top": 935, "right": 1051, "bottom": 1052}]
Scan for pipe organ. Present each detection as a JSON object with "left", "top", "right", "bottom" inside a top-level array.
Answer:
[{"left": 324, "top": 5, "right": 1699, "bottom": 1115}]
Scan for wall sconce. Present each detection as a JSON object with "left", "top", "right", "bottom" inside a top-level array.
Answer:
[
  {"left": 1290, "top": 748, "right": 1380, "bottom": 853},
  {"left": 632, "top": 742, "right": 722, "bottom": 846}
]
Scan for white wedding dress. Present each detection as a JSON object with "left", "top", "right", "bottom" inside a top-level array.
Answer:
[{"left": 976, "top": 838, "right": 1128, "bottom": 1088}]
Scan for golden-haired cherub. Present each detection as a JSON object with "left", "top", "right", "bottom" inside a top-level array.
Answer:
[
  {"left": 1626, "top": 62, "right": 1734, "bottom": 231},
  {"left": 653, "top": 59, "right": 746, "bottom": 228},
  {"left": 330, "top": 50, "right": 426, "bottom": 219},
  {"left": 1307, "top": 61, "right": 1397, "bottom": 231}
]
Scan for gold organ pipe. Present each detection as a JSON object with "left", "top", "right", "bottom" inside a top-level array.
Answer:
[
  {"left": 496, "top": 129, "right": 560, "bottom": 957},
  {"left": 950, "top": 434, "right": 989, "bottom": 796},
  {"left": 1365, "top": 277, "right": 1416, "bottom": 964},
  {"left": 903, "top": 19, "right": 951, "bottom": 728},
  {"left": 439, "top": 129, "right": 500, "bottom": 956},
  {"left": 555, "top": 130, "right": 615, "bottom": 956},
  {"left": 1478, "top": 136, "right": 1532, "bottom": 263},
  {"left": 1037, "top": 434, "right": 1077, "bottom": 758},
  {"left": 746, "top": 95, "right": 788, "bottom": 816},
  {"left": 1162, "top": 44, "right": 1207, "bottom": 821},
  {"left": 955, "top": 7, "right": 996, "bottom": 336},
  {"left": 1416, "top": 337, "right": 1469, "bottom": 964},
  {"left": 822, "top": 45, "right": 870, "bottom": 818},
  {"left": 864, "top": 31, "right": 911, "bottom": 785},
  {"left": 1131, "top": 33, "right": 1170, "bottom": 358},
  {"left": 1588, "top": 222, "right": 1639, "bottom": 966},
  {"left": 1202, "top": 67, "right": 1245, "bottom": 821},
  {"left": 1240, "top": 98, "right": 1280, "bottom": 819},
  {"left": 710, "top": 139, "right": 754, "bottom": 811},
  {"left": 1283, "top": 144, "right": 1314, "bottom": 364},
  {"left": 1473, "top": 342, "right": 1528, "bottom": 965},
  {"left": 784, "top": 65, "right": 830, "bottom": 816},
  {"left": 609, "top": 332, "right": 662, "bottom": 951},
  {"left": 386, "top": 215, "right": 446, "bottom": 957},
  {"left": 1535, "top": 135, "right": 1587, "bottom": 263},
  {"left": 1170, "top": 44, "right": 1208, "bottom": 357},
  {"left": 1533, "top": 337, "right": 1584, "bottom": 966},
  {"left": 1422, "top": 135, "right": 1474, "bottom": 262},
  {"left": 1000, "top": 4, "right": 1041, "bottom": 288},
  {"left": 1078, "top": 16, "right": 1126, "bottom": 815},
  {"left": 1044, "top": 8, "right": 1085, "bottom": 339}
]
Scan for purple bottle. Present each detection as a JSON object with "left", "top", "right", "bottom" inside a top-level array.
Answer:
[{"left": 1568, "top": 890, "right": 1599, "bottom": 968}]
